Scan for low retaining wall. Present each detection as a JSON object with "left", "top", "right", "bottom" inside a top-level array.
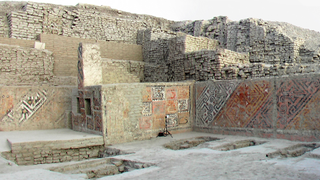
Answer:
[
  {"left": 194, "top": 74, "right": 320, "bottom": 141},
  {"left": 1, "top": 137, "right": 104, "bottom": 165}
]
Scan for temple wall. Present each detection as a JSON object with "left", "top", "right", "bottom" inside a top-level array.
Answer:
[
  {"left": 194, "top": 74, "right": 320, "bottom": 141},
  {"left": 39, "top": 34, "right": 143, "bottom": 82},
  {"left": 101, "top": 59, "right": 144, "bottom": 84},
  {"left": 0, "top": 86, "right": 73, "bottom": 131},
  {"left": 72, "top": 81, "right": 194, "bottom": 144}
]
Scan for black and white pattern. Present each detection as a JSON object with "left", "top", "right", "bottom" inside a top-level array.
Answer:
[
  {"left": 142, "top": 102, "right": 152, "bottom": 116},
  {"left": 1, "top": 90, "right": 47, "bottom": 124},
  {"left": 178, "top": 99, "right": 189, "bottom": 112},
  {"left": 196, "top": 81, "right": 239, "bottom": 126},
  {"left": 152, "top": 86, "right": 165, "bottom": 101}
]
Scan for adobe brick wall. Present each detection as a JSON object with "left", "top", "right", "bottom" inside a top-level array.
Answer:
[
  {"left": 1, "top": 137, "right": 104, "bottom": 165},
  {"left": 3, "top": 2, "right": 174, "bottom": 43},
  {"left": 72, "top": 81, "right": 194, "bottom": 144},
  {"left": 99, "top": 40, "right": 143, "bottom": 61},
  {"left": 0, "top": 36, "right": 35, "bottom": 48},
  {"left": 194, "top": 74, "right": 320, "bottom": 141},
  {"left": 0, "top": 43, "right": 54, "bottom": 85},
  {"left": 39, "top": 34, "right": 143, "bottom": 80},
  {"left": 103, "top": 81, "right": 194, "bottom": 144},
  {"left": 101, "top": 59, "right": 144, "bottom": 84},
  {"left": 39, "top": 34, "right": 96, "bottom": 77}
]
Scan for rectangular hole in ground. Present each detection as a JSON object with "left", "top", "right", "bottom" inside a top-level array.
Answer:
[
  {"left": 266, "top": 143, "right": 320, "bottom": 158},
  {"left": 212, "top": 140, "right": 267, "bottom": 151},
  {"left": 164, "top": 136, "right": 220, "bottom": 150}
]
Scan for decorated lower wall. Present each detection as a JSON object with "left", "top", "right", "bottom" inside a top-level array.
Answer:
[
  {"left": 195, "top": 74, "right": 320, "bottom": 141},
  {"left": 0, "top": 86, "right": 73, "bottom": 131},
  {"left": 72, "top": 81, "right": 194, "bottom": 144}
]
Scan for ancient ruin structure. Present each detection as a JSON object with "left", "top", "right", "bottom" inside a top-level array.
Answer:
[{"left": 1, "top": 1, "right": 320, "bottom": 166}]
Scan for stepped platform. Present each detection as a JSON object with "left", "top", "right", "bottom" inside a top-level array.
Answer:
[{"left": 0, "top": 129, "right": 104, "bottom": 165}]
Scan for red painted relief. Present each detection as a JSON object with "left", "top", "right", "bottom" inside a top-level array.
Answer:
[
  {"left": 276, "top": 78, "right": 320, "bottom": 129},
  {"left": 214, "top": 80, "right": 273, "bottom": 129},
  {"left": 139, "top": 116, "right": 152, "bottom": 130}
]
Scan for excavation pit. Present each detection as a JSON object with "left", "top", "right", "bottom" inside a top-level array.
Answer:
[
  {"left": 164, "top": 136, "right": 220, "bottom": 150},
  {"left": 266, "top": 143, "right": 320, "bottom": 158},
  {"left": 98, "top": 147, "right": 132, "bottom": 158},
  {"left": 212, "top": 140, "right": 267, "bottom": 151},
  {"left": 49, "top": 158, "right": 154, "bottom": 179}
]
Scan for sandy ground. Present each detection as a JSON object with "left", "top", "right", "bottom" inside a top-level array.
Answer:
[{"left": 1, "top": 131, "right": 320, "bottom": 179}]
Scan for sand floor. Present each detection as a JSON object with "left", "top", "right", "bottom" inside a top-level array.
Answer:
[{"left": 1, "top": 131, "right": 320, "bottom": 180}]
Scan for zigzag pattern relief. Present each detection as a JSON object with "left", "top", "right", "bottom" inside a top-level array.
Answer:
[
  {"left": 196, "top": 81, "right": 239, "bottom": 126},
  {"left": 1, "top": 90, "right": 47, "bottom": 124}
]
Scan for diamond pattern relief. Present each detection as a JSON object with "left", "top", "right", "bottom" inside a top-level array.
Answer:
[
  {"left": 195, "top": 81, "right": 239, "bottom": 126},
  {"left": 214, "top": 80, "right": 273, "bottom": 128},
  {"left": 277, "top": 78, "right": 320, "bottom": 129}
]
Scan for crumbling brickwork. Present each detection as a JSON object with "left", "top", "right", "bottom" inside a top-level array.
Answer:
[
  {"left": 39, "top": 34, "right": 143, "bottom": 80},
  {"left": 101, "top": 59, "right": 144, "bottom": 84},
  {"left": 1, "top": 2, "right": 174, "bottom": 43},
  {"left": 0, "top": 43, "right": 54, "bottom": 85},
  {"left": 1, "top": 137, "right": 104, "bottom": 165}
]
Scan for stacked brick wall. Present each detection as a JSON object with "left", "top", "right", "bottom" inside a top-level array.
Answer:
[
  {"left": 7, "top": 9, "right": 42, "bottom": 40},
  {"left": 143, "top": 34, "right": 220, "bottom": 82},
  {"left": 101, "top": 59, "right": 144, "bottom": 84},
  {"left": 39, "top": 34, "right": 96, "bottom": 77},
  {"left": 99, "top": 40, "right": 143, "bottom": 61},
  {"left": 144, "top": 34, "right": 320, "bottom": 82},
  {"left": 1, "top": 137, "right": 103, "bottom": 165},
  {"left": 182, "top": 49, "right": 249, "bottom": 81},
  {"left": 142, "top": 33, "right": 171, "bottom": 82},
  {"left": 172, "top": 17, "right": 229, "bottom": 47},
  {"left": 173, "top": 17, "right": 320, "bottom": 67},
  {"left": 195, "top": 74, "right": 320, "bottom": 141},
  {"left": 0, "top": 86, "right": 73, "bottom": 131},
  {"left": 216, "top": 63, "right": 320, "bottom": 80},
  {"left": 4, "top": 2, "right": 174, "bottom": 43},
  {"left": 0, "top": 36, "right": 35, "bottom": 48},
  {"left": 0, "top": 44, "right": 54, "bottom": 85},
  {"left": 0, "top": 16, "right": 9, "bottom": 38},
  {"left": 39, "top": 34, "right": 143, "bottom": 81}
]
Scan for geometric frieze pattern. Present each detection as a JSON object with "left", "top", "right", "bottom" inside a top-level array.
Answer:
[
  {"left": 140, "top": 85, "right": 190, "bottom": 130},
  {"left": 178, "top": 99, "right": 189, "bottom": 113},
  {"left": 142, "top": 102, "right": 152, "bottom": 116},
  {"left": 167, "top": 114, "right": 178, "bottom": 127},
  {"left": 276, "top": 78, "right": 320, "bottom": 130},
  {"left": 152, "top": 86, "right": 165, "bottom": 101},
  {"left": 1, "top": 90, "right": 47, "bottom": 124},
  {"left": 211, "top": 80, "right": 273, "bottom": 128},
  {"left": 195, "top": 81, "right": 239, "bottom": 126},
  {"left": 195, "top": 77, "right": 320, "bottom": 133}
]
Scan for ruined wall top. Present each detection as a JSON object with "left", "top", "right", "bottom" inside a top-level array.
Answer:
[{"left": 1, "top": 1, "right": 320, "bottom": 84}]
